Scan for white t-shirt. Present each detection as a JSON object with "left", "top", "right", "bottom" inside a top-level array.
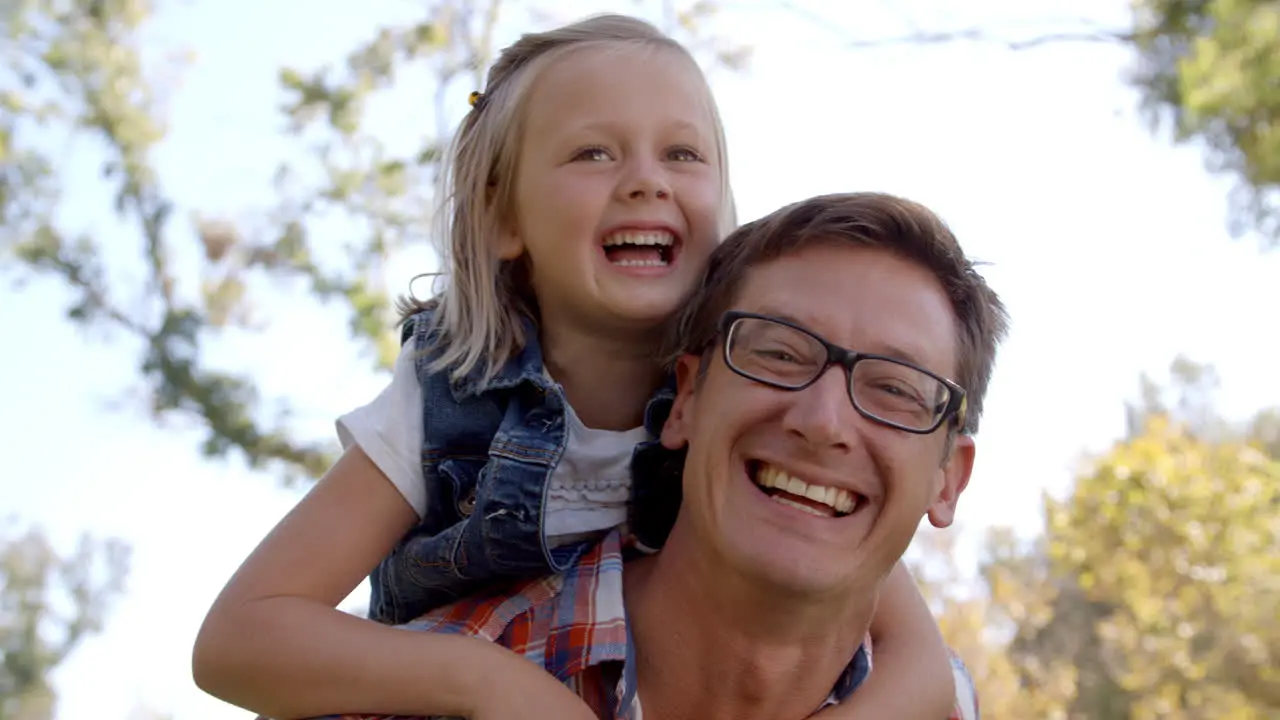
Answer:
[{"left": 336, "top": 344, "right": 648, "bottom": 545}]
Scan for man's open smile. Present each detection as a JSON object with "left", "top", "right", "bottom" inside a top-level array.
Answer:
[{"left": 746, "top": 460, "right": 865, "bottom": 518}]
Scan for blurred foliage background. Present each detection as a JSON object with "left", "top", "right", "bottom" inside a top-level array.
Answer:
[{"left": 2, "top": 1, "right": 1277, "bottom": 718}]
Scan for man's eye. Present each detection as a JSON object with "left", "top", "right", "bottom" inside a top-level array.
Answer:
[
  {"left": 756, "top": 348, "right": 802, "bottom": 364},
  {"left": 872, "top": 381, "right": 926, "bottom": 406}
]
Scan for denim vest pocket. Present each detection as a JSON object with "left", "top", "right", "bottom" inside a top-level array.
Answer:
[
  {"left": 435, "top": 457, "right": 486, "bottom": 521},
  {"left": 401, "top": 523, "right": 471, "bottom": 588}
]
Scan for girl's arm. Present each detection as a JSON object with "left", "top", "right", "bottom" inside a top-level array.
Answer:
[
  {"left": 192, "top": 446, "right": 591, "bottom": 720},
  {"left": 817, "top": 560, "right": 957, "bottom": 719}
]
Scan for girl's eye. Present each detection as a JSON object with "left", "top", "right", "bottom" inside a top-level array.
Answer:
[
  {"left": 573, "top": 146, "right": 612, "bottom": 162},
  {"left": 667, "top": 146, "right": 703, "bottom": 162}
]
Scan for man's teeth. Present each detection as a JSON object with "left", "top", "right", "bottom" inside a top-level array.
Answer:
[
  {"left": 771, "top": 495, "right": 831, "bottom": 517},
  {"left": 755, "top": 463, "right": 858, "bottom": 515}
]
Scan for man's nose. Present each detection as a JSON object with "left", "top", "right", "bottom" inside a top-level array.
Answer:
[{"left": 782, "top": 367, "right": 858, "bottom": 452}]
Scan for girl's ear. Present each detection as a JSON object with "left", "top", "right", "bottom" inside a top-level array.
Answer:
[{"left": 496, "top": 224, "right": 524, "bottom": 260}]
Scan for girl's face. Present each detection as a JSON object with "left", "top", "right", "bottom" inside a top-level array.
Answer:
[{"left": 501, "top": 45, "right": 724, "bottom": 342}]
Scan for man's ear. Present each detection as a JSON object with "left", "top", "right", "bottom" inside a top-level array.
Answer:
[
  {"left": 659, "top": 354, "right": 701, "bottom": 451},
  {"left": 927, "top": 434, "right": 975, "bottom": 529}
]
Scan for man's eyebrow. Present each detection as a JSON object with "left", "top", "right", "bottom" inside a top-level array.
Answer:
[
  {"left": 852, "top": 337, "right": 940, "bottom": 373},
  {"left": 754, "top": 306, "right": 936, "bottom": 370},
  {"left": 750, "top": 307, "right": 813, "bottom": 331},
  {"left": 870, "top": 343, "right": 934, "bottom": 371}
]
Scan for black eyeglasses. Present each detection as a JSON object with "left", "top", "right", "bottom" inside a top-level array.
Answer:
[{"left": 718, "top": 311, "right": 967, "bottom": 435}]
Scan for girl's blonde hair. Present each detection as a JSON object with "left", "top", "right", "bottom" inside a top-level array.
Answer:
[{"left": 400, "top": 13, "right": 737, "bottom": 383}]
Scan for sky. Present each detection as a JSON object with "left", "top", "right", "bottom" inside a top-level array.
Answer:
[{"left": 2, "top": 0, "right": 1278, "bottom": 718}]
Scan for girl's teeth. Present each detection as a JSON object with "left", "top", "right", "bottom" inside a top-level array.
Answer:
[
  {"left": 613, "top": 258, "right": 667, "bottom": 267},
  {"left": 603, "top": 231, "right": 674, "bottom": 267},
  {"left": 603, "top": 231, "right": 674, "bottom": 247}
]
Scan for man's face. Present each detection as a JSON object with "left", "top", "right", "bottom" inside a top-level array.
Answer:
[{"left": 661, "top": 242, "right": 975, "bottom": 597}]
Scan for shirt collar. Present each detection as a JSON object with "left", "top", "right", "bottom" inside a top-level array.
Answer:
[{"left": 587, "top": 532, "right": 873, "bottom": 718}]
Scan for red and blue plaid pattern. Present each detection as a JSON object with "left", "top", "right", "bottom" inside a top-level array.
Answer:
[{"left": 313, "top": 530, "right": 977, "bottom": 720}]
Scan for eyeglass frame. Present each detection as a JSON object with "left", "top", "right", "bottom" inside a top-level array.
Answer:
[{"left": 716, "top": 310, "right": 968, "bottom": 435}]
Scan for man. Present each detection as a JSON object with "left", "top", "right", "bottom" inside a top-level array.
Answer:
[{"left": 328, "top": 192, "right": 1006, "bottom": 719}]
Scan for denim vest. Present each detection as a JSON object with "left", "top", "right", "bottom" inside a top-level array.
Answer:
[{"left": 368, "top": 308, "right": 684, "bottom": 625}]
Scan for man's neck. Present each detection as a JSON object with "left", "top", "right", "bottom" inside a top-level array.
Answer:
[
  {"left": 623, "top": 525, "right": 876, "bottom": 720},
  {"left": 539, "top": 318, "right": 664, "bottom": 431}
]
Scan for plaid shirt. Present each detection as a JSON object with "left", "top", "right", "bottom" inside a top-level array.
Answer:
[{"left": 313, "top": 530, "right": 978, "bottom": 720}]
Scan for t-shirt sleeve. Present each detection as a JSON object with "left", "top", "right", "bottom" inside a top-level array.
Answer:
[
  {"left": 335, "top": 343, "right": 427, "bottom": 518},
  {"left": 949, "top": 650, "right": 980, "bottom": 720}
]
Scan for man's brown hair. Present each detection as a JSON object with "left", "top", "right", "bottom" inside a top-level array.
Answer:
[{"left": 666, "top": 192, "right": 1009, "bottom": 434}]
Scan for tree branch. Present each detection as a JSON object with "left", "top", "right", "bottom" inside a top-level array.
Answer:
[{"left": 841, "top": 26, "right": 1135, "bottom": 52}]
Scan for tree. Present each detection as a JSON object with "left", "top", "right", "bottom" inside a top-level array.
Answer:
[
  {"left": 8, "top": 0, "right": 1273, "bottom": 490},
  {"left": 912, "top": 525, "right": 1099, "bottom": 718},
  {"left": 1041, "top": 412, "right": 1279, "bottom": 718},
  {"left": 0, "top": 2, "right": 747, "bottom": 712},
  {"left": 908, "top": 529, "right": 1049, "bottom": 719},
  {"left": 1, "top": 0, "right": 751, "bottom": 486},
  {"left": 1042, "top": 360, "right": 1280, "bottom": 717},
  {"left": 1128, "top": 0, "right": 1280, "bottom": 246},
  {"left": 929, "top": 360, "right": 1280, "bottom": 718},
  {"left": 0, "top": 524, "right": 130, "bottom": 720},
  {"left": 838, "top": 1, "right": 1279, "bottom": 245}
]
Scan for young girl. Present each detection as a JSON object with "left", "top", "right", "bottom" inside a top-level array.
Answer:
[{"left": 193, "top": 13, "right": 958, "bottom": 720}]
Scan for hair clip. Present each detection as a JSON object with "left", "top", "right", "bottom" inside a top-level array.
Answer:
[{"left": 468, "top": 91, "right": 485, "bottom": 109}]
